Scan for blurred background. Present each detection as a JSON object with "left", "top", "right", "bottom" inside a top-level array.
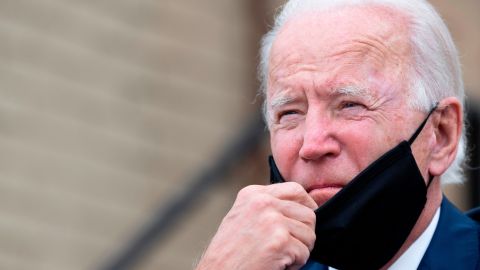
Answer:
[{"left": 0, "top": 0, "right": 478, "bottom": 269}]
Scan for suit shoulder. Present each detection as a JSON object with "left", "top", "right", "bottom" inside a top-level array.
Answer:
[{"left": 466, "top": 206, "right": 480, "bottom": 224}]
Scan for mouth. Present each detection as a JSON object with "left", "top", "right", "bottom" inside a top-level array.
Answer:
[{"left": 307, "top": 184, "right": 344, "bottom": 206}]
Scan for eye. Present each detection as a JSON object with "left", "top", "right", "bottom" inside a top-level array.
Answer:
[
  {"left": 277, "top": 110, "right": 301, "bottom": 121},
  {"left": 340, "top": 101, "right": 364, "bottom": 109},
  {"left": 280, "top": 110, "right": 298, "bottom": 117}
]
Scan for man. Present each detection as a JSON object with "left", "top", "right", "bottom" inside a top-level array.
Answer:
[{"left": 196, "top": 0, "right": 479, "bottom": 269}]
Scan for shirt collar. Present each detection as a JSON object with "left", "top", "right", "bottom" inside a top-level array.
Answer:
[{"left": 388, "top": 206, "right": 440, "bottom": 270}]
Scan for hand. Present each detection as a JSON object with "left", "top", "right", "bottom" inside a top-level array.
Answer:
[{"left": 195, "top": 182, "right": 317, "bottom": 270}]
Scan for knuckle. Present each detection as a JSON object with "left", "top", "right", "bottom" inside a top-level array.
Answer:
[
  {"left": 281, "top": 257, "right": 295, "bottom": 269},
  {"left": 307, "top": 229, "right": 317, "bottom": 251},
  {"left": 286, "top": 182, "right": 307, "bottom": 196},
  {"left": 250, "top": 193, "right": 273, "bottom": 211},
  {"left": 297, "top": 244, "right": 311, "bottom": 265},
  {"left": 237, "top": 185, "right": 262, "bottom": 200},
  {"left": 288, "top": 243, "right": 310, "bottom": 268},
  {"left": 269, "top": 227, "right": 290, "bottom": 251},
  {"left": 284, "top": 242, "right": 310, "bottom": 269},
  {"left": 306, "top": 210, "right": 316, "bottom": 228},
  {"left": 262, "top": 210, "right": 281, "bottom": 225}
]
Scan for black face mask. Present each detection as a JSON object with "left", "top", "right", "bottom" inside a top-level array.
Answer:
[{"left": 269, "top": 106, "right": 437, "bottom": 270}]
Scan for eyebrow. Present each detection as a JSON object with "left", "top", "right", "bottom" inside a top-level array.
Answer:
[
  {"left": 333, "top": 85, "right": 374, "bottom": 102},
  {"left": 266, "top": 85, "right": 373, "bottom": 118},
  {"left": 269, "top": 94, "right": 297, "bottom": 111},
  {"left": 266, "top": 93, "right": 299, "bottom": 124},
  {"left": 268, "top": 85, "right": 374, "bottom": 113}
]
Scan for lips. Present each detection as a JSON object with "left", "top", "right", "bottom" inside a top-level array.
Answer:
[
  {"left": 306, "top": 184, "right": 344, "bottom": 193},
  {"left": 307, "top": 184, "right": 344, "bottom": 206}
]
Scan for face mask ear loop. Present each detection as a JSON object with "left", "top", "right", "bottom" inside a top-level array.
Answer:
[
  {"left": 426, "top": 174, "right": 435, "bottom": 189},
  {"left": 408, "top": 103, "right": 439, "bottom": 146},
  {"left": 269, "top": 156, "right": 285, "bottom": 184}
]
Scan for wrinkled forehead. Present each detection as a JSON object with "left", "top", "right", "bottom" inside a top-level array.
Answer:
[
  {"left": 268, "top": 4, "right": 413, "bottom": 98},
  {"left": 271, "top": 4, "right": 412, "bottom": 61}
]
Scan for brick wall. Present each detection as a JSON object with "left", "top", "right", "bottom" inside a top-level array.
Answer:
[
  {"left": 0, "top": 1, "right": 478, "bottom": 270},
  {"left": 0, "top": 1, "right": 260, "bottom": 269}
]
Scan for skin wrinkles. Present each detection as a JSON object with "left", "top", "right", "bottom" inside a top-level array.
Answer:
[
  {"left": 195, "top": 3, "right": 462, "bottom": 270},
  {"left": 265, "top": 5, "right": 451, "bottom": 270},
  {"left": 268, "top": 56, "right": 404, "bottom": 134},
  {"left": 269, "top": 33, "right": 409, "bottom": 96},
  {"left": 269, "top": 42, "right": 408, "bottom": 111},
  {"left": 268, "top": 6, "right": 419, "bottom": 207},
  {"left": 269, "top": 6, "right": 412, "bottom": 93},
  {"left": 269, "top": 85, "right": 387, "bottom": 132},
  {"left": 329, "top": 37, "right": 386, "bottom": 64},
  {"left": 330, "top": 35, "right": 406, "bottom": 77}
]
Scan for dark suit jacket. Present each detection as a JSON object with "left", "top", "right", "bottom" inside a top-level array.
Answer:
[{"left": 301, "top": 198, "right": 480, "bottom": 270}]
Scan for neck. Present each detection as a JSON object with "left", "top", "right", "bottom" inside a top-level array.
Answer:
[{"left": 380, "top": 176, "right": 443, "bottom": 270}]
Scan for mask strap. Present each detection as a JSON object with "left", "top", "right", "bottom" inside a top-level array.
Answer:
[
  {"left": 269, "top": 155, "right": 285, "bottom": 184},
  {"left": 426, "top": 174, "right": 435, "bottom": 188},
  {"left": 408, "top": 103, "right": 439, "bottom": 146}
]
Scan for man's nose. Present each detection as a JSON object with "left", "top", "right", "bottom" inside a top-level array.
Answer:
[{"left": 299, "top": 113, "right": 341, "bottom": 161}]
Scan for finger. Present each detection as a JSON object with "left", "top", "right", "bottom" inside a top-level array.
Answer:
[
  {"left": 286, "top": 216, "right": 316, "bottom": 251},
  {"left": 283, "top": 235, "right": 311, "bottom": 269},
  {"left": 275, "top": 199, "right": 316, "bottom": 230},
  {"left": 266, "top": 182, "right": 318, "bottom": 209},
  {"left": 266, "top": 202, "right": 316, "bottom": 251}
]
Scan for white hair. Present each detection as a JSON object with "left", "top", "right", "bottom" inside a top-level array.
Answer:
[{"left": 259, "top": 0, "right": 466, "bottom": 185}]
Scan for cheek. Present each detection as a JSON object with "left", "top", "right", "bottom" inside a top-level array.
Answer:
[
  {"left": 341, "top": 129, "right": 372, "bottom": 163},
  {"left": 270, "top": 131, "right": 302, "bottom": 175},
  {"left": 338, "top": 122, "right": 393, "bottom": 170}
]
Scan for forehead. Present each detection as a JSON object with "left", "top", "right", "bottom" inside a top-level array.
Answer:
[{"left": 268, "top": 5, "right": 412, "bottom": 99}]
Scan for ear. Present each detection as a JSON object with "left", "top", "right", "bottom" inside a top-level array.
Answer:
[{"left": 428, "top": 97, "right": 463, "bottom": 176}]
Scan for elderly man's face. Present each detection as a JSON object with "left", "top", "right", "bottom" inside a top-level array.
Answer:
[{"left": 267, "top": 6, "right": 433, "bottom": 206}]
